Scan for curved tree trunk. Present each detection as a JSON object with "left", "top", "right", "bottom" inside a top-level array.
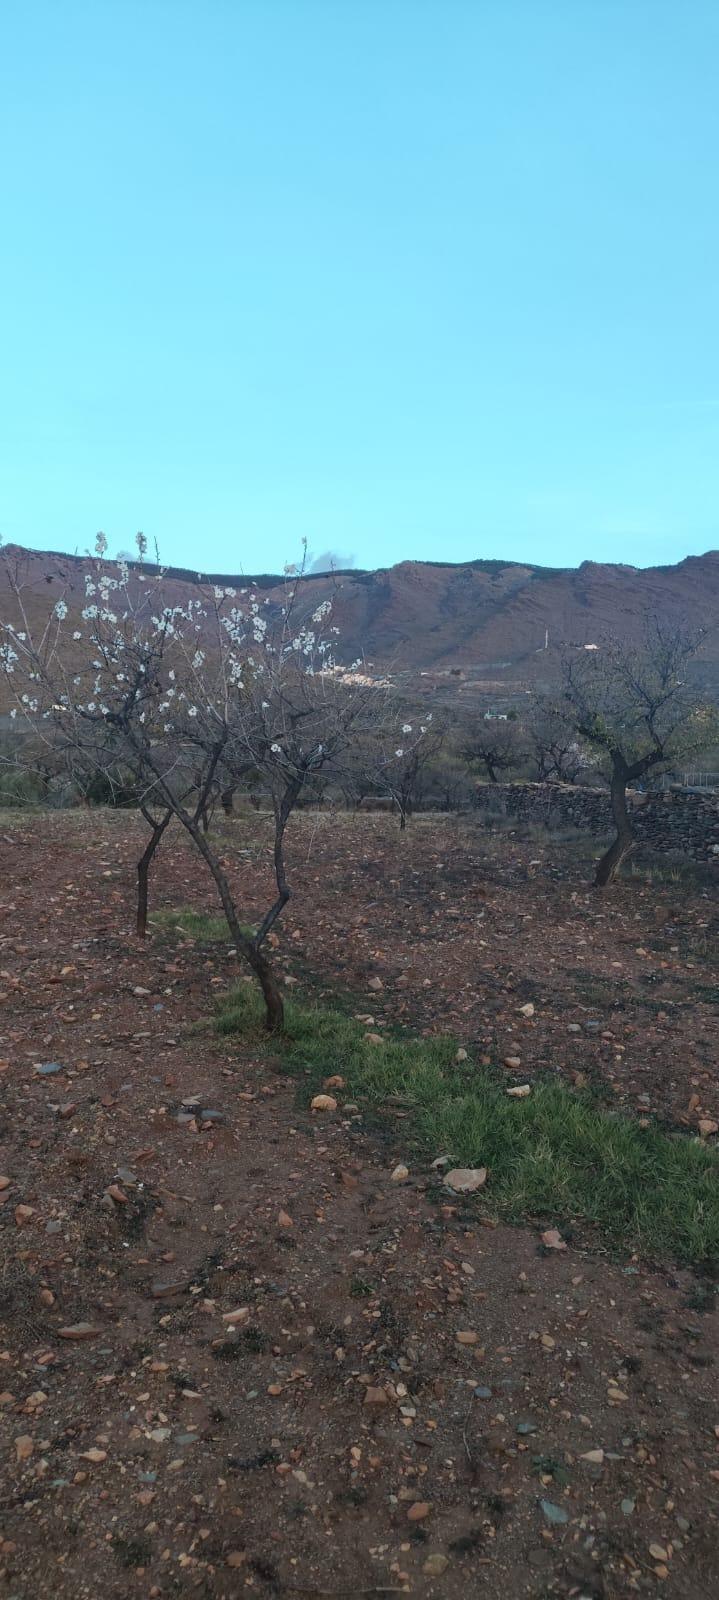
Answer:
[
  {"left": 595, "top": 766, "right": 634, "bottom": 886},
  {"left": 136, "top": 809, "right": 172, "bottom": 937},
  {"left": 185, "top": 814, "right": 285, "bottom": 1031}
]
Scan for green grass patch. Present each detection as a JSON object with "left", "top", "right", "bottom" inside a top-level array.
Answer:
[
  {"left": 150, "top": 908, "right": 254, "bottom": 943},
  {"left": 217, "top": 982, "right": 719, "bottom": 1266}
]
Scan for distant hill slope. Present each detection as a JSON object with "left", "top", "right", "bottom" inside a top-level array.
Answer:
[{"left": 1, "top": 544, "right": 718, "bottom": 705}]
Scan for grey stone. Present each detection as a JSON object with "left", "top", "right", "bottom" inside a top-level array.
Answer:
[{"left": 539, "top": 1499, "right": 569, "bottom": 1526}]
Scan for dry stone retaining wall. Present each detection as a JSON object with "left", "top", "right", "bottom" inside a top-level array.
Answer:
[{"left": 473, "top": 782, "right": 719, "bottom": 866}]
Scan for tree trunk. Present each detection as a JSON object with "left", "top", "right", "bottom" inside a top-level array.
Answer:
[
  {"left": 220, "top": 786, "right": 235, "bottom": 816},
  {"left": 595, "top": 766, "right": 634, "bottom": 886},
  {"left": 184, "top": 816, "right": 285, "bottom": 1030},
  {"left": 136, "top": 810, "right": 172, "bottom": 936},
  {"left": 252, "top": 949, "right": 285, "bottom": 1032},
  {"left": 486, "top": 759, "right": 499, "bottom": 783}
]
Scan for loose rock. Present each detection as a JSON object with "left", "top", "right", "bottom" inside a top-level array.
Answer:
[{"left": 444, "top": 1167, "right": 487, "bottom": 1193}]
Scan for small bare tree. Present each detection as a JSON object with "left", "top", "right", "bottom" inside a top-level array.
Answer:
[
  {"left": 523, "top": 698, "right": 587, "bottom": 783},
  {"left": 563, "top": 625, "right": 717, "bottom": 886},
  {"left": 0, "top": 537, "right": 388, "bottom": 1029},
  {"left": 462, "top": 714, "right": 522, "bottom": 784},
  {"left": 372, "top": 714, "right": 445, "bottom": 828}
]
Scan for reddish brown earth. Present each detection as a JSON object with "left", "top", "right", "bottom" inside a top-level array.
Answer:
[{"left": 0, "top": 808, "right": 718, "bottom": 1599}]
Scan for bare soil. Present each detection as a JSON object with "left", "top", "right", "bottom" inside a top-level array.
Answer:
[{"left": 0, "top": 808, "right": 718, "bottom": 1600}]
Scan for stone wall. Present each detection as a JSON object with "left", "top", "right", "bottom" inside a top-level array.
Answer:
[{"left": 473, "top": 782, "right": 719, "bottom": 865}]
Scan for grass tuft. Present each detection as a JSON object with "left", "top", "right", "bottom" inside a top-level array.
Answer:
[
  {"left": 217, "top": 983, "right": 719, "bottom": 1266},
  {"left": 150, "top": 908, "right": 253, "bottom": 943}
]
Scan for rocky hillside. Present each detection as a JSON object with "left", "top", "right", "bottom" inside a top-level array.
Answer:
[{"left": 1, "top": 544, "right": 718, "bottom": 704}]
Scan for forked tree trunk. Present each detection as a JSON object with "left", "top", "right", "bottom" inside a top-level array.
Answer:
[
  {"left": 594, "top": 766, "right": 634, "bottom": 887},
  {"left": 136, "top": 809, "right": 172, "bottom": 936}
]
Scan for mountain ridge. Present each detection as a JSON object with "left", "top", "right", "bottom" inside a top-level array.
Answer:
[{"left": 1, "top": 543, "right": 718, "bottom": 700}]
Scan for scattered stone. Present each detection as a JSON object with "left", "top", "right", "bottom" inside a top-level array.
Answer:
[
  {"left": 0, "top": 1177, "right": 10, "bottom": 1191},
  {"left": 507, "top": 1084, "right": 531, "bottom": 1098},
  {"left": 517, "top": 1421, "right": 538, "bottom": 1436},
  {"left": 621, "top": 1498, "right": 635, "bottom": 1516},
  {"left": 444, "top": 1167, "right": 487, "bottom": 1193},
  {"left": 35, "top": 1062, "right": 63, "bottom": 1076},
  {"left": 540, "top": 1228, "right": 567, "bottom": 1251},
  {"left": 58, "top": 1322, "right": 103, "bottom": 1340},
  {"left": 518, "top": 1003, "right": 535, "bottom": 1017},
  {"left": 14, "top": 1204, "right": 35, "bottom": 1225},
  {"left": 423, "top": 1553, "right": 448, "bottom": 1576},
  {"left": 363, "top": 1386, "right": 390, "bottom": 1407},
  {"left": 581, "top": 1449, "right": 605, "bottom": 1465},
  {"left": 698, "top": 1119, "right": 718, "bottom": 1138},
  {"left": 455, "top": 1048, "right": 468, "bottom": 1062},
  {"left": 310, "top": 1094, "right": 337, "bottom": 1112},
  {"left": 456, "top": 1330, "right": 478, "bottom": 1345},
  {"left": 649, "top": 1543, "right": 669, "bottom": 1563},
  {"left": 226, "top": 1552, "right": 247, "bottom": 1568},
  {"left": 221, "top": 1307, "right": 250, "bottom": 1325},
  {"left": 104, "top": 1184, "right": 128, "bottom": 1204},
  {"left": 474, "top": 1386, "right": 492, "bottom": 1399},
  {"left": 540, "top": 1499, "right": 569, "bottom": 1525},
  {"left": 80, "top": 1447, "right": 107, "bottom": 1463},
  {"left": 407, "top": 1501, "right": 431, "bottom": 1522},
  {"left": 150, "top": 1279, "right": 190, "bottom": 1299},
  {"left": 391, "top": 1164, "right": 409, "bottom": 1183},
  {"left": 277, "top": 1209, "right": 293, "bottom": 1228},
  {"left": 14, "top": 1435, "right": 33, "bottom": 1462},
  {"left": 503, "top": 1056, "right": 522, "bottom": 1069}
]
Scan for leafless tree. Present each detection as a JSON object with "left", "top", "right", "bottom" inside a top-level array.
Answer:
[
  {"left": 523, "top": 699, "right": 587, "bottom": 783},
  {"left": 372, "top": 715, "right": 447, "bottom": 828},
  {"left": 462, "top": 714, "right": 523, "bottom": 784},
  {"left": 563, "top": 625, "right": 717, "bottom": 886}
]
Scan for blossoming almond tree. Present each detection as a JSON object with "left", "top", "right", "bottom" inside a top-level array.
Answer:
[{"left": 0, "top": 536, "right": 393, "bottom": 1030}]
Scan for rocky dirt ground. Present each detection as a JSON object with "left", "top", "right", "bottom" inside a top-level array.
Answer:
[{"left": 0, "top": 807, "right": 718, "bottom": 1600}]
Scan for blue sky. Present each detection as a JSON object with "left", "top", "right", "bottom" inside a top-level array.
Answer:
[{"left": 1, "top": 0, "right": 718, "bottom": 575}]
